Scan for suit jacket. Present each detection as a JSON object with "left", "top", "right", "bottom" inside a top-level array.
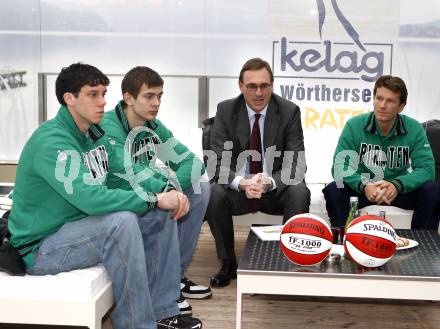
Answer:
[{"left": 210, "top": 93, "right": 306, "bottom": 194}]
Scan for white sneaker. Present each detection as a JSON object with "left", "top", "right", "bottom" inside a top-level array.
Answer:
[
  {"left": 181, "top": 277, "right": 212, "bottom": 299},
  {"left": 177, "top": 293, "right": 192, "bottom": 315}
]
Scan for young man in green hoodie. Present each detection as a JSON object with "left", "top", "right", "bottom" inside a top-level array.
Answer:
[
  {"left": 324, "top": 75, "right": 440, "bottom": 230},
  {"left": 100, "top": 66, "right": 211, "bottom": 315},
  {"left": 8, "top": 63, "right": 203, "bottom": 329}
]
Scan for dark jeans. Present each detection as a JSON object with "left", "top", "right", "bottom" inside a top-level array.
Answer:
[
  {"left": 206, "top": 182, "right": 310, "bottom": 266},
  {"left": 323, "top": 181, "right": 440, "bottom": 230}
]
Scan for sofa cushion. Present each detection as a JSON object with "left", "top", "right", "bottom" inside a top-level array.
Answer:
[{"left": 0, "top": 264, "right": 110, "bottom": 300}]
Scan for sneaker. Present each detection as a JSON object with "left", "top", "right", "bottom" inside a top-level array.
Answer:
[
  {"left": 177, "top": 293, "right": 192, "bottom": 315},
  {"left": 181, "top": 277, "right": 212, "bottom": 299},
  {"left": 157, "top": 314, "right": 202, "bottom": 329}
]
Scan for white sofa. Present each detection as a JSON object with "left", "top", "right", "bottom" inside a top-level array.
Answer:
[
  {"left": 1, "top": 206, "right": 113, "bottom": 329},
  {"left": 0, "top": 265, "right": 113, "bottom": 329}
]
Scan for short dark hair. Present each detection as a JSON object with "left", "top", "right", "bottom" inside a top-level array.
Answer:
[
  {"left": 55, "top": 63, "right": 109, "bottom": 106},
  {"left": 373, "top": 75, "right": 408, "bottom": 105},
  {"left": 121, "top": 66, "right": 164, "bottom": 99},
  {"left": 239, "top": 58, "right": 274, "bottom": 83}
]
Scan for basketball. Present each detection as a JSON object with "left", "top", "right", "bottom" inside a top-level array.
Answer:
[
  {"left": 344, "top": 215, "right": 397, "bottom": 268},
  {"left": 280, "top": 213, "right": 333, "bottom": 266}
]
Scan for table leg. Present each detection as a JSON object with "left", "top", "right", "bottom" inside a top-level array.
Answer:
[{"left": 236, "top": 276, "right": 242, "bottom": 329}]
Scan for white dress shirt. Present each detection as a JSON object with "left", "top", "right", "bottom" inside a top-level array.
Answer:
[{"left": 229, "top": 104, "right": 277, "bottom": 191}]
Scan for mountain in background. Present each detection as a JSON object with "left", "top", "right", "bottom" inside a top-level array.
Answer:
[
  {"left": 0, "top": 1, "right": 109, "bottom": 31},
  {"left": 0, "top": 1, "right": 254, "bottom": 34},
  {"left": 400, "top": 19, "right": 440, "bottom": 38}
]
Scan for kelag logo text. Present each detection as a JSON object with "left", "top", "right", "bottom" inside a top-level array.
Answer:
[{"left": 272, "top": 0, "right": 393, "bottom": 83}]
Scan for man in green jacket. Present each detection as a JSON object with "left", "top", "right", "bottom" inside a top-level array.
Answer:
[
  {"left": 100, "top": 66, "right": 211, "bottom": 315},
  {"left": 323, "top": 75, "right": 440, "bottom": 230},
  {"left": 8, "top": 63, "right": 202, "bottom": 329}
]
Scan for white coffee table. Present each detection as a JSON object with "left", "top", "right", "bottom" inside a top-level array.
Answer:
[{"left": 236, "top": 229, "right": 440, "bottom": 329}]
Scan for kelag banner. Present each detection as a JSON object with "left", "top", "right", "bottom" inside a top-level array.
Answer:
[{"left": 270, "top": 0, "right": 399, "bottom": 182}]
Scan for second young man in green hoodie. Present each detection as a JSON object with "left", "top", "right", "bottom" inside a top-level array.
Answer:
[{"left": 100, "top": 66, "right": 211, "bottom": 315}]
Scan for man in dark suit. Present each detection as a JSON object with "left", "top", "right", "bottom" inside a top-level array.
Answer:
[{"left": 206, "top": 58, "right": 310, "bottom": 287}]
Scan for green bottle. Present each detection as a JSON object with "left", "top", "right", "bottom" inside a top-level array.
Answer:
[{"left": 345, "top": 196, "right": 359, "bottom": 231}]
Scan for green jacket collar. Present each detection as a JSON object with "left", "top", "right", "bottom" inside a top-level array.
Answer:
[
  {"left": 364, "top": 112, "right": 407, "bottom": 137},
  {"left": 115, "top": 100, "right": 158, "bottom": 133},
  {"left": 55, "top": 106, "right": 105, "bottom": 142}
]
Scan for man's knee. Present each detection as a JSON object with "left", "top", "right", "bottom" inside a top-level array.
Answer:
[
  {"left": 323, "top": 181, "right": 352, "bottom": 204},
  {"left": 418, "top": 181, "right": 440, "bottom": 202},
  {"left": 200, "top": 180, "right": 211, "bottom": 197},
  {"left": 139, "top": 208, "right": 175, "bottom": 231},
  {"left": 322, "top": 181, "right": 339, "bottom": 199},
  {"left": 108, "top": 211, "right": 141, "bottom": 237},
  {"left": 187, "top": 180, "right": 211, "bottom": 206},
  {"left": 282, "top": 183, "right": 311, "bottom": 208},
  {"left": 208, "top": 183, "right": 228, "bottom": 208},
  {"left": 285, "top": 182, "right": 310, "bottom": 198}
]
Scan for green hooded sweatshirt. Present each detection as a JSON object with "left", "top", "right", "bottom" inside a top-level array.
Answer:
[
  {"left": 99, "top": 100, "right": 205, "bottom": 194},
  {"left": 332, "top": 112, "right": 435, "bottom": 194},
  {"left": 9, "top": 106, "right": 156, "bottom": 267}
]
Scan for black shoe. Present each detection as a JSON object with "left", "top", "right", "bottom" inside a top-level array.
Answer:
[
  {"left": 177, "top": 293, "right": 193, "bottom": 316},
  {"left": 210, "top": 259, "right": 237, "bottom": 288},
  {"left": 157, "top": 314, "right": 202, "bottom": 329},
  {"left": 181, "top": 277, "right": 212, "bottom": 299}
]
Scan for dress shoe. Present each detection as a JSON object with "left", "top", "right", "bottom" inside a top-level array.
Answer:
[{"left": 210, "top": 260, "right": 237, "bottom": 288}]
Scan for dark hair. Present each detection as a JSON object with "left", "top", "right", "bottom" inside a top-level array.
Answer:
[
  {"left": 121, "top": 66, "right": 164, "bottom": 99},
  {"left": 373, "top": 75, "right": 408, "bottom": 105},
  {"left": 239, "top": 58, "right": 274, "bottom": 83},
  {"left": 55, "top": 63, "right": 109, "bottom": 106}
]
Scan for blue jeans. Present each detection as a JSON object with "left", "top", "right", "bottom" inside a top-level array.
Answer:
[
  {"left": 27, "top": 210, "right": 180, "bottom": 329},
  {"left": 178, "top": 180, "right": 210, "bottom": 276}
]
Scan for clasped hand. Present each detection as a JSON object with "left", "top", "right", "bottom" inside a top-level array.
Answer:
[
  {"left": 239, "top": 173, "right": 272, "bottom": 199},
  {"left": 364, "top": 180, "right": 398, "bottom": 205}
]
